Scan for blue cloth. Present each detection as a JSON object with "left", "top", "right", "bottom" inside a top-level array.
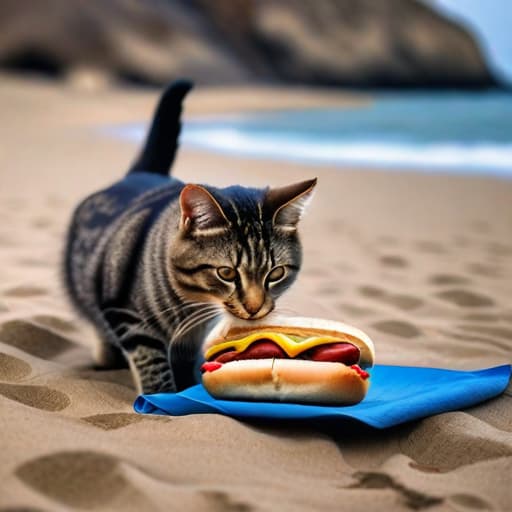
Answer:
[{"left": 134, "top": 364, "right": 511, "bottom": 428}]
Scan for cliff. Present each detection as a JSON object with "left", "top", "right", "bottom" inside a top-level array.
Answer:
[{"left": 0, "top": 0, "right": 498, "bottom": 88}]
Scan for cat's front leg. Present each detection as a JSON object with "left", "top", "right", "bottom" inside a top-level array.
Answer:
[
  {"left": 120, "top": 330, "right": 176, "bottom": 394},
  {"left": 100, "top": 307, "right": 176, "bottom": 393}
]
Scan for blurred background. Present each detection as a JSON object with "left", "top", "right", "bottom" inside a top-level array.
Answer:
[
  {"left": 0, "top": 0, "right": 509, "bottom": 88},
  {"left": 0, "top": 0, "right": 511, "bottom": 176}
]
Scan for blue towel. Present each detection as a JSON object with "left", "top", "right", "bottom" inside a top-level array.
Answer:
[{"left": 134, "top": 364, "right": 511, "bottom": 428}]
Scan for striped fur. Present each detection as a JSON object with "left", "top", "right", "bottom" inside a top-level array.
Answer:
[{"left": 63, "top": 80, "right": 316, "bottom": 394}]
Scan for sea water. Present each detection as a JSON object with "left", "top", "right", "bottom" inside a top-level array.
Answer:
[{"left": 114, "top": 91, "right": 512, "bottom": 178}]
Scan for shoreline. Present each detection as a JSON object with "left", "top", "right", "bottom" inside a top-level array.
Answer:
[{"left": 107, "top": 85, "right": 512, "bottom": 180}]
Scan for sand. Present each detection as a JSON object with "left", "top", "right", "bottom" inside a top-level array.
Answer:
[{"left": 0, "top": 74, "right": 511, "bottom": 511}]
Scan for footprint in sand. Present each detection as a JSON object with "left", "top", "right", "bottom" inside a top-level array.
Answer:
[
  {"left": 201, "top": 490, "right": 253, "bottom": 512},
  {"left": 486, "top": 242, "right": 512, "bottom": 257},
  {"left": 0, "top": 320, "right": 76, "bottom": 359},
  {"left": 467, "top": 262, "right": 503, "bottom": 279},
  {"left": 2, "top": 285, "right": 47, "bottom": 298},
  {"left": 358, "top": 286, "right": 423, "bottom": 311},
  {"left": 0, "top": 383, "right": 70, "bottom": 411},
  {"left": 387, "top": 294, "right": 423, "bottom": 311},
  {"left": 379, "top": 255, "right": 408, "bottom": 268},
  {"left": 0, "top": 352, "right": 32, "bottom": 381},
  {"left": 359, "top": 285, "right": 386, "bottom": 299},
  {"left": 372, "top": 320, "right": 421, "bottom": 338},
  {"left": 449, "top": 494, "right": 494, "bottom": 512},
  {"left": 82, "top": 413, "right": 144, "bottom": 431},
  {"left": 408, "top": 462, "right": 443, "bottom": 473},
  {"left": 351, "top": 471, "right": 443, "bottom": 509},
  {"left": 436, "top": 289, "right": 494, "bottom": 308},
  {"left": 16, "top": 451, "right": 144, "bottom": 509},
  {"left": 428, "top": 274, "right": 470, "bottom": 286},
  {"left": 32, "top": 315, "right": 76, "bottom": 333},
  {"left": 338, "top": 303, "right": 377, "bottom": 317},
  {"left": 317, "top": 284, "right": 341, "bottom": 296}
]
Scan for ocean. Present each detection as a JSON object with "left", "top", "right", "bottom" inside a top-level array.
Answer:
[{"left": 114, "top": 91, "right": 512, "bottom": 178}]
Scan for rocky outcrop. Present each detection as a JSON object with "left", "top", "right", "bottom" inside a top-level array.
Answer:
[
  {"left": 0, "top": 0, "right": 249, "bottom": 86},
  {"left": 0, "top": 0, "right": 498, "bottom": 88}
]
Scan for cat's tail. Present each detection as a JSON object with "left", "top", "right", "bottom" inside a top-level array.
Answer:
[{"left": 128, "top": 79, "right": 194, "bottom": 176}]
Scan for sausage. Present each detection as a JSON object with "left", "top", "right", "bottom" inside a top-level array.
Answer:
[
  {"left": 212, "top": 340, "right": 360, "bottom": 365},
  {"left": 302, "top": 343, "right": 360, "bottom": 365}
]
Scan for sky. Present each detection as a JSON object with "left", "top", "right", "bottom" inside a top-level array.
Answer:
[{"left": 430, "top": 0, "right": 512, "bottom": 84}]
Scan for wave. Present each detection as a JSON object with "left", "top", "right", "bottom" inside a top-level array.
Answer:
[
  {"left": 182, "top": 127, "right": 512, "bottom": 177},
  {"left": 109, "top": 124, "right": 512, "bottom": 178}
]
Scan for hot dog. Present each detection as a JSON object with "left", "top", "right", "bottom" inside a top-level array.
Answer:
[{"left": 201, "top": 315, "right": 375, "bottom": 405}]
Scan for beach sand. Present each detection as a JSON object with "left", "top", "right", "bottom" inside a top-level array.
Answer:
[{"left": 0, "top": 74, "right": 511, "bottom": 511}]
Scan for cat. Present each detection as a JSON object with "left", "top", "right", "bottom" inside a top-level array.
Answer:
[{"left": 63, "top": 80, "right": 316, "bottom": 394}]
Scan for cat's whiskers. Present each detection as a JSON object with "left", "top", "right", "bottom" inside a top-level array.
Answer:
[
  {"left": 171, "top": 305, "right": 221, "bottom": 343},
  {"left": 103, "top": 300, "right": 197, "bottom": 324},
  {"left": 137, "top": 300, "right": 210, "bottom": 333},
  {"left": 172, "top": 304, "right": 221, "bottom": 337},
  {"left": 168, "top": 309, "right": 221, "bottom": 364},
  {"left": 105, "top": 300, "right": 214, "bottom": 340},
  {"left": 273, "top": 305, "right": 301, "bottom": 317},
  {"left": 169, "top": 309, "right": 221, "bottom": 359}
]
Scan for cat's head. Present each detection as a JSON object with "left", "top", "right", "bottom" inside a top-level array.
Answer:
[{"left": 169, "top": 178, "right": 317, "bottom": 320}]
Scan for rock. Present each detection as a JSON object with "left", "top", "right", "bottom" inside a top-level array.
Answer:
[
  {"left": 195, "top": 0, "right": 498, "bottom": 88},
  {"left": 0, "top": 0, "right": 249, "bottom": 86},
  {"left": 0, "top": 0, "right": 499, "bottom": 88}
]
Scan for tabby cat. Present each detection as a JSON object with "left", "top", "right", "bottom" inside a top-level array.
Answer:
[{"left": 64, "top": 80, "right": 316, "bottom": 394}]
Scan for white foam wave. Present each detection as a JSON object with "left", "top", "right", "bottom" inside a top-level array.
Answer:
[
  {"left": 182, "top": 128, "right": 512, "bottom": 176},
  {"left": 110, "top": 124, "right": 512, "bottom": 178}
]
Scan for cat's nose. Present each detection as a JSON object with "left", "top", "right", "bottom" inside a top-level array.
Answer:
[
  {"left": 243, "top": 288, "right": 265, "bottom": 317},
  {"left": 244, "top": 299, "right": 264, "bottom": 316}
]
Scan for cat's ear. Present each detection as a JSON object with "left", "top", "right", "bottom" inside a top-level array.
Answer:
[
  {"left": 265, "top": 178, "right": 317, "bottom": 228},
  {"left": 179, "top": 184, "right": 229, "bottom": 233}
]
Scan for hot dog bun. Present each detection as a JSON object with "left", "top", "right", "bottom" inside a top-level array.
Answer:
[
  {"left": 202, "top": 359, "right": 369, "bottom": 405},
  {"left": 201, "top": 315, "right": 375, "bottom": 405}
]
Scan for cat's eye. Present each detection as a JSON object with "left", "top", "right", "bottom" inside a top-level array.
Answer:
[
  {"left": 267, "top": 266, "right": 286, "bottom": 283},
  {"left": 217, "top": 266, "right": 237, "bottom": 282}
]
